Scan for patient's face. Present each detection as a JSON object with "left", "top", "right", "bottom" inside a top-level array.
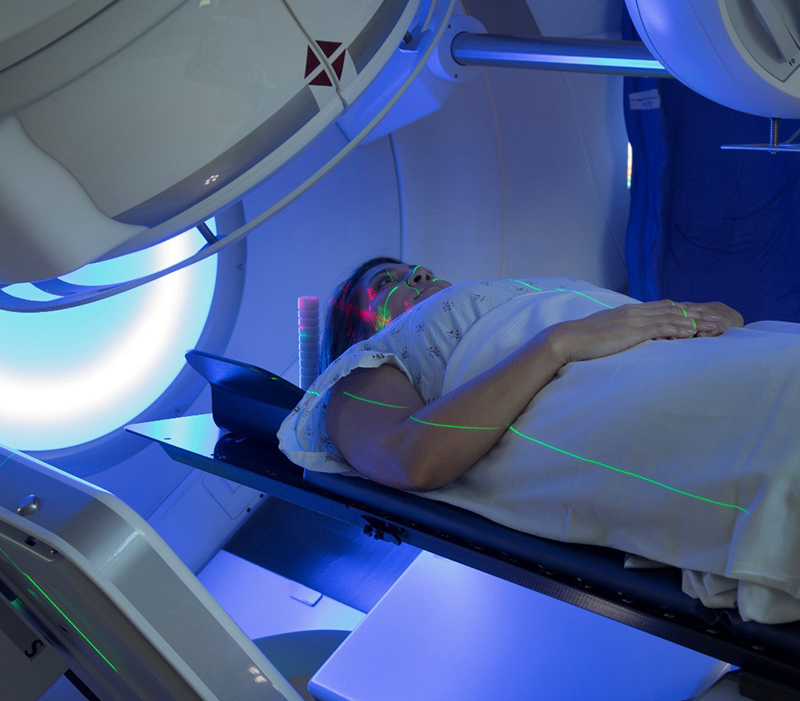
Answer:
[{"left": 358, "top": 262, "right": 451, "bottom": 333}]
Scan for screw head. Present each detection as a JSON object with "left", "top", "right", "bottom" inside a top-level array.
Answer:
[{"left": 17, "top": 495, "right": 41, "bottom": 517}]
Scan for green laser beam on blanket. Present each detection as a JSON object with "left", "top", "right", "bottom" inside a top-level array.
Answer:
[
  {"left": 509, "top": 279, "right": 543, "bottom": 291},
  {"left": 509, "top": 280, "right": 614, "bottom": 309},
  {"left": 508, "top": 427, "right": 749, "bottom": 515},
  {"left": 558, "top": 289, "right": 615, "bottom": 309},
  {"left": 334, "top": 389, "right": 749, "bottom": 515}
]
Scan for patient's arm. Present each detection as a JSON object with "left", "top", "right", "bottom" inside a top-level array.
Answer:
[
  {"left": 326, "top": 301, "right": 718, "bottom": 491},
  {"left": 326, "top": 333, "right": 565, "bottom": 491}
]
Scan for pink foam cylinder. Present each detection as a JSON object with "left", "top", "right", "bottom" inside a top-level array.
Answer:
[
  {"left": 298, "top": 296, "right": 319, "bottom": 312},
  {"left": 298, "top": 296, "right": 320, "bottom": 390}
]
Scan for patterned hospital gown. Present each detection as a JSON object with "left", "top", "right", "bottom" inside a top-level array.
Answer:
[
  {"left": 280, "top": 277, "right": 800, "bottom": 624},
  {"left": 278, "top": 277, "right": 632, "bottom": 473}
]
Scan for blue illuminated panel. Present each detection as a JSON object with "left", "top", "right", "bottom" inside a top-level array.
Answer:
[{"left": 0, "top": 227, "right": 217, "bottom": 451}]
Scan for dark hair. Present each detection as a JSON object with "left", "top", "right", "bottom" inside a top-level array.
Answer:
[{"left": 319, "top": 256, "right": 403, "bottom": 374}]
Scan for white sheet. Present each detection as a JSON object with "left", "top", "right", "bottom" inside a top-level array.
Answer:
[{"left": 426, "top": 296, "right": 800, "bottom": 624}]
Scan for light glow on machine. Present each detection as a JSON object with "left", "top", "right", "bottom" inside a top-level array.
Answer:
[
  {"left": 0, "top": 545, "right": 118, "bottom": 672},
  {"left": 627, "top": 142, "right": 633, "bottom": 189},
  {"left": 0, "top": 227, "right": 217, "bottom": 451},
  {"left": 500, "top": 53, "right": 664, "bottom": 71}
]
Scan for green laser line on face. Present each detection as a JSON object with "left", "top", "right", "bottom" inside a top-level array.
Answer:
[
  {"left": 404, "top": 281, "right": 421, "bottom": 297},
  {"left": 377, "top": 285, "right": 400, "bottom": 331},
  {"left": 377, "top": 267, "right": 428, "bottom": 330},
  {"left": 335, "top": 390, "right": 749, "bottom": 515}
]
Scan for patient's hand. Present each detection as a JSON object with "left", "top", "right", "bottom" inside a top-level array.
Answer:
[
  {"left": 548, "top": 300, "right": 717, "bottom": 363},
  {"left": 677, "top": 301, "right": 744, "bottom": 337}
]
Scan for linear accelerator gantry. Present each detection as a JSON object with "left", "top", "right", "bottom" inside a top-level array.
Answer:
[{"left": 3, "top": 0, "right": 800, "bottom": 311}]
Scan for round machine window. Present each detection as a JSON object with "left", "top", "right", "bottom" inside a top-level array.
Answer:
[{"left": 0, "top": 226, "right": 218, "bottom": 452}]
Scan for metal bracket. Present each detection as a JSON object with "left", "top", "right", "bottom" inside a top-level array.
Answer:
[
  {"left": 721, "top": 117, "right": 800, "bottom": 154},
  {"left": 360, "top": 516, "right": 405, "bottom": 546}
]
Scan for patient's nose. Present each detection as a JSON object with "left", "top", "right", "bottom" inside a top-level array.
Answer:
[{"left": 407, "top": 266, "right": 433, "bottom": 286}]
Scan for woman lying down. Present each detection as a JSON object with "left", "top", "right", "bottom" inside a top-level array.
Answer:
[{"left": 278, "top": 256, "right": 800, "bottom": 624}]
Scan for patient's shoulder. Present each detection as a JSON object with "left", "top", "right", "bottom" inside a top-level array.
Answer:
[
  {"left": 326, "top": 364, "right": 424, "bottom": 478},
  {"left": 329, "top": 364, "right": 418, "bottom": 416}
]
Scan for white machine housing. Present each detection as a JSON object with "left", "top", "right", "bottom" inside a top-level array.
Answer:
[
  {"left": 0, "top": 447, "right": 304, "bottom": 700},
  {"left": 625, "top": 0, "right": 800, "bottom": 118},
  {"left": 0, "top": 0, "right": 439, "bottom": 284}
]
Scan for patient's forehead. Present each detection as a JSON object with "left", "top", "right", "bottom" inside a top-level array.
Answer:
[{"left": 359, "top": 262, "right": 408, "bottom": 288}]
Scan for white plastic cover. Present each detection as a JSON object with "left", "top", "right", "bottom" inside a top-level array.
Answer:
[
  {"left": 0, "top": 0, "right": 422, "bottom": 284},
  {"left": 626, "top": 0, "right": 800, "bottom": 118},
  {"left": 0, "top": 446, "right": 304, "bottom": 699}
]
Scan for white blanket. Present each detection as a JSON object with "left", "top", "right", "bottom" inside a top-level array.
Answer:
[{"left": 424, "top": 294, "right": 800, "bottom": 624}]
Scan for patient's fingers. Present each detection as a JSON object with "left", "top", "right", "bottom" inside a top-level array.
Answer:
[
  {"left": 645, "top": 319, "right": 698, "bottom": 339},
  {"left": 635, "top": 301, "right": 721, "bottom": 327},
  {"left": 656, "top": 300, "right": 717, "bottom": 316}
]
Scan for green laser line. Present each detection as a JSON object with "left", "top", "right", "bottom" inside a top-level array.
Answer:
[
  {"left": 560, "top": 289, "right": 615, "bottom": 309},
  {"left": 402, "top": 281, "right": 421, "bottom": 297},
  {"left": 673, "top": 301, "right": 688, "bottom": 318},
  {"left": 306, "top": 390, "right": 320, "bottom": 396},
  {"left": 337, "top": 394, "right": 747, "bottom": 514},
  {"left": 342, "top": 392, "right": 498, "bottom": 423},
  {"left": 510, "top": 280, "right": 614, "bottom": 309},
  {"left": 409, "top": 416, "right": 502, "bottom": 430},
  {"left": 0, "top": 453, "right": 11, "bottom": 468},
  {"left": 509, "top": 279, "right": 543, "bottom": 291},
  {"left": 0, "top": 545, "right": 119, "bottom": 672},
  {"left": 343, "top": 391, "right": 410, "bottom": 409},
  {"left": 508, "top": 427, "right": 749, "bottom": 515},
  {"left": 378, "top": 285, "right": 400, "bottom": 330},
  {"left": 669, "top": 301, "right": 697, "bottom": 331},
  {"left": 340, "top": 393, "right": 748, "bottom": 513}
]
